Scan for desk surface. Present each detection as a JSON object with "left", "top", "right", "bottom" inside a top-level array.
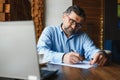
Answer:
[{"left": 42, "top": 62, "right": 120, "bottom": 80}]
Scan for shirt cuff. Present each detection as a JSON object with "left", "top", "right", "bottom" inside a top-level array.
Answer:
[{"left": 52, "top": 53, "right": 65, "bottom": 63}]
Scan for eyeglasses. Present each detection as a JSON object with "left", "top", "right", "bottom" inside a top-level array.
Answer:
[{"left": 67, "top": 15, "right": 82, "bottom": 28}]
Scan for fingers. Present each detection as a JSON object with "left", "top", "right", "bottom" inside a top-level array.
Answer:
[
  {"left": 99, "top": 57, "right": 107, "bottom": 66},
  {"left": 90, "top": 53, "right": 99, "bottom": 65},
  {"left": 71, "top": 56, "right": 80, "bottom": 64},
  {"left": 96, "top": 54, "right": 104, "bottom": 64},
  {"left": 97, "top": 54, "right": 108, "bottom": 66},
  {"left": 90, "top": 53, "right": 108, "bottom": 66},
  {"left": 71, "top": 52, "right": 84, "bottom": 62},
  {"left": 63, "top": 52, "right": 84, "bottom": 64}
]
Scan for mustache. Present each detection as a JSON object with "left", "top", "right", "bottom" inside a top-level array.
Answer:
[{"left": 65, "top": 27, "right": 75, "bottom": 34}]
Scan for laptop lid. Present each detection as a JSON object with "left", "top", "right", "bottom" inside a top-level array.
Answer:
[{"left": 0, "top": 21, "right": 40, "bottom": 80}]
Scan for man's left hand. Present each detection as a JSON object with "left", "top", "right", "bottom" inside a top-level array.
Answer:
[{"left": 90, "top": 51, "right": 109, "bottom": 66}]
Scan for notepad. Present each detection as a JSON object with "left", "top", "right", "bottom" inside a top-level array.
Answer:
[{"left": 49, "top": 60, "right": 94, "bottom": 69}]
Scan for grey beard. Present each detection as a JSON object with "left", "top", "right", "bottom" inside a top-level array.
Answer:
[{"left": 64, "top": 27, "right": 75, "bottom": 36}]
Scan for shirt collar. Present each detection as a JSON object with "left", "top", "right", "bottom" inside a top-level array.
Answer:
[{"left": 59, "top": 23, "right": 64, "bottom": 33}]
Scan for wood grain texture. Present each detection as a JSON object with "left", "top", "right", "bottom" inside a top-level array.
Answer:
[
  {"left": 73, "top": 0, "right": 104, "bottom": 49},
  {"left": 31, "top": 0, "right": 44, "bottom": 42},
  {"left": 0, "top": 13, "right": 5, "bottom": 21},
  {"left": 43, "top": 62, "right": 120, "bottom": 80}
]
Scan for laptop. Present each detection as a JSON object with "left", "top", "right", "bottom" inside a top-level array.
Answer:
[{"left": 0, "top": 21, "right": 58, "bottom": 80}]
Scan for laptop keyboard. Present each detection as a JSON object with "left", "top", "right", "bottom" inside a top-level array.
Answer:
[{"left": 40, "top": 69, "right": 58, "bottom": 80}]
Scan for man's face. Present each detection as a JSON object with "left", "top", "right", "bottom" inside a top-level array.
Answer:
[{"left": 62, "top": 11, "right": 85, "bottom": 37}]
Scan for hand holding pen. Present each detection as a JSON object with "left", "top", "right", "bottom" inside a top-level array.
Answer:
[{"left": 62, "top": 49, "right": 85, "bottom": 64}]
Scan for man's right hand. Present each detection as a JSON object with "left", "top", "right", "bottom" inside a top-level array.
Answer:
[{"left": 62, "top": 52, "right": 85, "bottom": 64}]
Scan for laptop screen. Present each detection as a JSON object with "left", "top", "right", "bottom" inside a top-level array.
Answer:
[{"left": 0, "top": 21, "right": 40, "bottom": 80}]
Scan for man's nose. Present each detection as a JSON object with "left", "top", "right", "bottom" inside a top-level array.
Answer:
[{"left": 71, "top": 24, "right": 77, "bottom": 29}]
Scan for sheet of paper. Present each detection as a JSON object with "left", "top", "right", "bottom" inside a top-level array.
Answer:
[{"left": 49, "top": 60, "right": 94, "bottom": 69}]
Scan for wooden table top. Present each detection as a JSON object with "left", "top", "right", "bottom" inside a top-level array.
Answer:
[{"left": 41, "top": 62, "right": 120, "bottom": 80}]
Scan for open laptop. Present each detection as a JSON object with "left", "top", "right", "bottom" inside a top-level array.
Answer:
[{"left": 0, "top": 21, "right": 58, "bottom": 80}]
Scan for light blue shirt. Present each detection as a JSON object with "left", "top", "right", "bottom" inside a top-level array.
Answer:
[{"left": 37, "top": 24, "right": 100, "bottom": 63}]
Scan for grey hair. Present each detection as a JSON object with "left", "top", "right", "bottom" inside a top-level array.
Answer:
[{"left": 63, "top": 5, "right": 86, "bottom": 19}]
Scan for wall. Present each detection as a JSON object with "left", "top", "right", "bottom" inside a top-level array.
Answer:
[
  {"left": 44, "top": 0, "right": 72, "bottom": 27},
  {"left": 73, "top": 0, "right": 104, "bottom": 49},
  {"left": 104, "top": 0, "right": 120, "bottom": 40},
  {"left": 104, "top": 0, "right": 120, "bottom": 63}
]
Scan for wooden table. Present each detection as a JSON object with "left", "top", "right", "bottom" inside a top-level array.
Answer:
[{"left": 42, "top": 62, "right": 120, "bottom": 80}]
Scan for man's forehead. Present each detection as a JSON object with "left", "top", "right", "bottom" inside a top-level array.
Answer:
[{"left": 69, "top": 11, "right": 85, "bottom": 23}]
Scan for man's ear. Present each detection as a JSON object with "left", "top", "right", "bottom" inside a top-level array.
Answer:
[{"left": 62, "top": 13, "right": 67, "bottom": 21}]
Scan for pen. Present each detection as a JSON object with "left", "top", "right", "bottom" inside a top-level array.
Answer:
[
  {"left": 70, "top": 49, "right": 74, "bottom": 52},
  {"left": 91, "top": 58, "right": 93, "bottom": 60},
  {"left": 70, "top": 49, "right": 83, "bottom": 62},
  {"left": 90, "top": 58, "right": 98, "bottom": 67}
]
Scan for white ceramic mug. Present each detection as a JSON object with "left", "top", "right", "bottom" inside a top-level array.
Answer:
[{"left": 39, "top": 53, "right": 44, "bottom": 64}]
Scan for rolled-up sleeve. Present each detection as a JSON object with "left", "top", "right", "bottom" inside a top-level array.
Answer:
[
  {"left": 37, "top": 26, "right": 64, "bottom": 63},
  {"left": 82, "top": 33, "right": 100, "bottom": 60}
]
